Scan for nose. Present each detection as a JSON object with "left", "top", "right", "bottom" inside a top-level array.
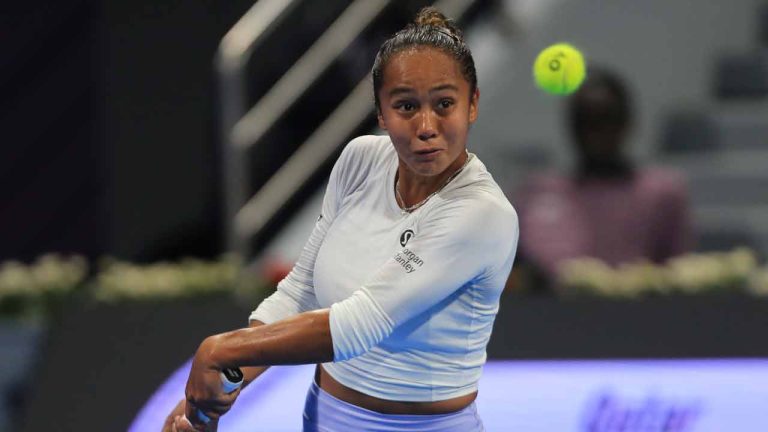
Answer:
[{"left": 416, "top": 109, "right": 437, "bottom": 141}]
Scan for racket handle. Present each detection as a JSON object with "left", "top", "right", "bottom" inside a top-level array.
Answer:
[
  {"left": 192, "top": 367, "right": 244, "bottom": 425},
  {"left": 219, "top": 367, "right": 244, "bottom": 393}
]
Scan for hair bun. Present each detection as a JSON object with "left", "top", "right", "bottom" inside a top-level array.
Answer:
[
  {"left": 414, "top": 6, "right": 449, "bottom": 27},
  {"left": 413, "top": 7, "right": 463, "bottom": 39}
]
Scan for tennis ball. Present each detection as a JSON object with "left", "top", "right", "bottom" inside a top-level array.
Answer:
[{"left": 533, "top": 43, "right": 586, "bottom": 95}]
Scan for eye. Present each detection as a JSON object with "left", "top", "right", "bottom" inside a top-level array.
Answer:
[
  {"left": 437, "top": 98, "right": 455, "bottom": 110},
  {"left": 394, "top": 101, "right": 417, "bottom": 113}
]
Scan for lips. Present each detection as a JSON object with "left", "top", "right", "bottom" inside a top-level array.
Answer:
[
  {"left": 413, "top": 148, "right": 442, "bottom": 162},
  {"left": 414, "top": 148, "right": 441, "bottom": 155}
]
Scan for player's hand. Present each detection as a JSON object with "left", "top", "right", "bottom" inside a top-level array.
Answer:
[
  {"left": 171, "top": 413, "right": 218, "bottom": 432},
  {"left": 184, "top": 336, "right": 241, "bottom": 427},
  {"left": 162, "top": 398, "right": 185, "bottom": 432},
  {"left": 161, "top": 399, "right": 219, "bottom": 432}
]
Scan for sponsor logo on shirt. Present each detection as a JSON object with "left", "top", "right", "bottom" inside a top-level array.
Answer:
[
  {"left": 394, "top": 248, "right": 423, "bottom": 274},
  {"left": 399, "top": 229, "right": 414, "bottom": 247}
]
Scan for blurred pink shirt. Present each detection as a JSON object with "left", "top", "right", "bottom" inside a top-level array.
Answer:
[{"left": 515, "top": 167, "right": 692, "bottom": 276}]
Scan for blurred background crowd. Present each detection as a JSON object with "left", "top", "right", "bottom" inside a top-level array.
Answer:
[{"left": 2, "top": 0, "right": 768, "bottom": 430}]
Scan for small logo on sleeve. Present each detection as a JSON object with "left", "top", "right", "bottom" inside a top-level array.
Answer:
[{"left": 399, "top": 229, "right": 414, "bottom": 247}]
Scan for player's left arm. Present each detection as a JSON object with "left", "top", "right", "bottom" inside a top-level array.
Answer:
[{"left": 329, "top": 197, "right": 519, "bottom": 360}]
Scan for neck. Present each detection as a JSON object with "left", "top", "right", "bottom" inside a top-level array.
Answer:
[
  {"left": 576, "top": 157, "right": 633, "bottom": 179},
  {"left": 396, "top": 151, "right": 469, "bottom": 209}
]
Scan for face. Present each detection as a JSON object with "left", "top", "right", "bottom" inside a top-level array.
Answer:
[
  {"left": 571, "top": 87, "right": 628, "bottom": 164},
  {"left": 377, "top": 47, "right": 479, "bottom": 179}
]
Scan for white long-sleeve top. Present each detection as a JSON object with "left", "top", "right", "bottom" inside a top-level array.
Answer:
[{"left": 250, "top": 135, "right": 519, "bottom": 402}]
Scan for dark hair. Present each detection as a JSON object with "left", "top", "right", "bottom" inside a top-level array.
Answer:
[
  {"left": 371, "top": 7, "right": 477, "bottom": 112},
  {"left": 568, "top": 67, "right": 633, "bottom": 129}
]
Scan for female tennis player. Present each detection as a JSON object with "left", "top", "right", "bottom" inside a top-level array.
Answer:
[{"left": 165, "top": 7, "right": 518, "bottom": 432}]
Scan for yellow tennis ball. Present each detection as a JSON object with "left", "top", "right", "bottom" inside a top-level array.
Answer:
[{"left": 533, "top": 43, "right": 586, "bottom": 95}]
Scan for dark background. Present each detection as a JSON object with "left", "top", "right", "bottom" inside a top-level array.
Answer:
[{"left": 1, "top": 0, "right": 259, "bottom": 264}]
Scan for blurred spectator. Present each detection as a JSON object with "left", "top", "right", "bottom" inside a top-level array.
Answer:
[{"left": 512, "top": 68, "right": 693, "bottom": 292}]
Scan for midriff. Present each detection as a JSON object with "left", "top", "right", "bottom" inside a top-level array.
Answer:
[{"left": 316, "top": 364, "right": 477, "bottom": 415}]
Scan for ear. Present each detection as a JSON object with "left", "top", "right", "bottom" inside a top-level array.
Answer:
[
  {"left": 377, "top": 110, "right": 387, "bottom": 130},
  {"left": 469, "top": 87, "right": 479, "bottom": 124}
]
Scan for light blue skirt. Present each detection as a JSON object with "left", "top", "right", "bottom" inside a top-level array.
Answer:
[{"left": 302, "top": 380, "right": 484, "bottom": 432}]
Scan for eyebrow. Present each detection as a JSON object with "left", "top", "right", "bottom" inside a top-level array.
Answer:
[
  {"left": 430, "top": 84, "right": 460, "bottom": 93},
  {"left": 387, "top": 83, "right": 460, "bottom": 97}
]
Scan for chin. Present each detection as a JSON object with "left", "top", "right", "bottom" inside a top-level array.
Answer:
[{"left": 409, "top": 161, "right": 445, "bottom": 177}]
